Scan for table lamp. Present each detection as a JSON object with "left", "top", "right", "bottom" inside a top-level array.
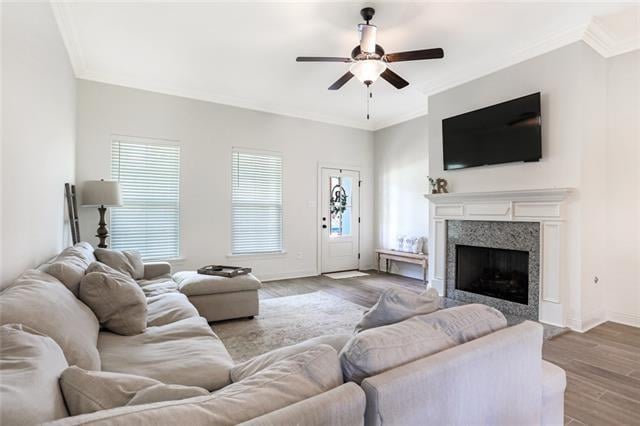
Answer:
[{"left": 82, "top": 179, "right": 123, "bottom": 248}]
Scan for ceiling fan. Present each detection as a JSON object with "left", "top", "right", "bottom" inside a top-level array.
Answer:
[{"left": 296, "top": 7, "right": 444, "bottom": 91}]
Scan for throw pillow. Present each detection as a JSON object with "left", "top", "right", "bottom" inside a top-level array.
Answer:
[
  {"left": 94, "top": 248, "right": 145, "bottom": 279},
  {"left": 40, "top": 242, "right": 97, "bottom": 295},
  {"left": 395, "top": 235, "right": 406, "bottom": 251},
  {"left": 402, "top": 236, "right": 424, "bottom": 254},
  {"left": 60, "top": 366, "right": 209, "bottom": 416},
  {"left": 354, "top": 287, "right": 441, "bottom": 333},
  {"left": 0, "top": 324, "right": 69, "bottom": 424},
  {"left": 340, "top": 304, "right": 507, "bottom": 383},
  {"left": 79, "top": 263, "right": 147, "bottom": 335},
  {"left": 0, "top": 270, "right": 101, "bottom": 370},
  {"left": 230, "top": 334, "right": 351, "bottom": 382}
]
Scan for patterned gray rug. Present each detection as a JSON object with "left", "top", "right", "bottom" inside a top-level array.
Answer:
[{"left": 212, "top": 292, "right": 366, "bottom": 362}]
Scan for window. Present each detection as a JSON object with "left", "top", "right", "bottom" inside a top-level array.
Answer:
[
  {"left": 111, "top": 137, "right": 180, "bottom": 260},
  {"left": 232, "top": 149, "right": 283, "bottom": 255}
]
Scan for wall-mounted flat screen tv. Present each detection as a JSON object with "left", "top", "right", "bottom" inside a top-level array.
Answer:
[{"left": 442, "top": 92, "right": 541, "bottom": 170}]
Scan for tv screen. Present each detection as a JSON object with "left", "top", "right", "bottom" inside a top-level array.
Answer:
[{"left": 442, "top": 93, "right": 541, "bottom": 170}]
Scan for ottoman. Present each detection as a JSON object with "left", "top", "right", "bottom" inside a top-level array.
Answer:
[{"left": 173, "top": 271, "right": 261, "bottom": 322}]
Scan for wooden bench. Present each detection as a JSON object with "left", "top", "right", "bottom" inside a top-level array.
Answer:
[{"left": 376, "top": 249, "right": 428, "bottom": 285}]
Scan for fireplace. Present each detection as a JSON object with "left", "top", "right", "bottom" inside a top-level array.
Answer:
[
  {"left": 455, "top": 245, "right": 529, "bottom": 305},
  {"left": 446, "top": 220, "right": 540, "bottom": 320}
]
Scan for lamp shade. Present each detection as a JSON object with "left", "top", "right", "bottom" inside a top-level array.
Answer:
[{"left": 81, "top": 180, "right": 123, "bottom": 207}]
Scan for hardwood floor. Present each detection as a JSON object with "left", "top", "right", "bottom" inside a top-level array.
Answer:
[{"left": 261, "top": 271, "right": 640, "bottom": 426}]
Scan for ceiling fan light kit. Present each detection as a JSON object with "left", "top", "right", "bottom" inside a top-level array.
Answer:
[
  {"left": 296, "top": 7, "right": 444, "bottom": 119},
  {"left": 350, "top": 59, "right": 387, "bottom": 85}
]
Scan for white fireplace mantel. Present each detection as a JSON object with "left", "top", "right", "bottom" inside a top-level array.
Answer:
[{"left": 425, "top": 187, "right": 575, "bottom": 328}]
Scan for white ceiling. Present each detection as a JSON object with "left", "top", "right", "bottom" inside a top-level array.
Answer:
[{"left": 52, "top": 1, "right": 640, "bottom": 131}]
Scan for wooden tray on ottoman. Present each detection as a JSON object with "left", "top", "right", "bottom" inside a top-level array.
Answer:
[{"left": 197, "top": 265, "right": 252, "bottom": 278}]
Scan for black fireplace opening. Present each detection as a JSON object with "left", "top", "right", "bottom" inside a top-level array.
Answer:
[{"left": 455, "top": 245, "right": 529, "bottom": 305}]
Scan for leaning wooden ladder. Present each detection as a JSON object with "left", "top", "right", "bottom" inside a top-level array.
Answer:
[{"left": 65, "top": 183, "right": 81, "bottom": 244}]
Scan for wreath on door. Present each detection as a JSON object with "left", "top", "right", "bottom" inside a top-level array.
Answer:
[{"left": 330, "top": 184, "right": 348, "bottom": 217}]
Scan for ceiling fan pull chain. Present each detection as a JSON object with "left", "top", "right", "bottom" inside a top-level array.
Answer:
[{"left": 366, "top": 85, "right": 371, "bottom": 120}]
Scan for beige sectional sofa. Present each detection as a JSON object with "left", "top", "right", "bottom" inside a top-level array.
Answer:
[{"left": 0, "top": 242, "right": 566, "bottom": 425}]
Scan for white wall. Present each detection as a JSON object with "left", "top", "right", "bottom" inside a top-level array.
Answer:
[
  {"left": 605, "top": 50, "right": 640, "bottom": 327},
  {"left": 426, "top": 42, "right": 610, "bottom": 330},
  {"left": 1, "top": 2, "right": 76, "bottom": 287},
  {"left": 373, "top": 116, "right": 429, "bottom": 280},
  {"left": 76, "top": 80, "right": 374, "bottom": 281}
]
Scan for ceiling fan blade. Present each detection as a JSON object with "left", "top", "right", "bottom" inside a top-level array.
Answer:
[
  {"left": 380, "top": 68, "right": 409, "bottom": 89},
  {"left": 328, "top": 72, "right": 354, "bottom": 90},
  {"left": 296, "top": 57, "right": 352, "bottom": 63},
  {"left": 384, "top": 48, "right": 444, "bottom": 63}
]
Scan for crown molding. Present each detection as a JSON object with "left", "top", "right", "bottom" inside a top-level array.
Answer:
[
  {"left": 583, "top": 17, "right": 640, "bottom": 58},
  {"left": 50, "top": 2, "right": 86, "bottom": 76},
  {"left": 51, "top": 2, "right": 640, "bottom": 132},
  {"left": 419, "top": 21, "right": 590, "bottom": 98}
]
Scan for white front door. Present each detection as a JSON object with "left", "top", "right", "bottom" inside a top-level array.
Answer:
[{"left": 320, "top": 168, "right": 360, "bottom": 273}]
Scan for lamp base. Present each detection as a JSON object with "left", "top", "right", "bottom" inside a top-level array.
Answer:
[{"left": 96, "top": 205, "right": 109, "bottom": 248}]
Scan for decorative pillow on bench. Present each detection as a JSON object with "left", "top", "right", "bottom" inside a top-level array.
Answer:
[
  {"left": 340, "top": 304, "right": 507, "bottom": 383},
  {"left": 60, "top": 366, "right": 209, "bottom": 416},
  {"left": 79, "top": 262, "right": 147, "bottom": 335},
  {"left": 395, "top": 235, "right": 425, "bottom": 254},
  {"left": 354, "top": 287, "right": 441, "bottom": 333}
]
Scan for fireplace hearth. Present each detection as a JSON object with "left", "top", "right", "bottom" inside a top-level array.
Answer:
[{"left": 455, "top": 245, "right": 529, "bottom": 305}]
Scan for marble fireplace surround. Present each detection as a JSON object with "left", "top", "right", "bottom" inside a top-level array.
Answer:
[
  {"left": 446, "top": 220, "right": 540, "bottom": 320},
  {"left": 425, "top": 188, "right": 574, "bottom": 327}
]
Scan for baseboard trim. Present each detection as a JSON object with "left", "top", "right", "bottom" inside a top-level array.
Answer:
[
  {"left": 258, "top": 269, "right": 318, "bottom": 282},
  {"left": 608, "top": 310, "right": 640, "bottom": 328}
]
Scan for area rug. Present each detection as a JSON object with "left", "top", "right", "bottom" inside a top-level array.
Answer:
[
  {"left": 212, "top": 292, "right": 366, "bottom": 362},
  {"left": 324, "top": 270, "right": 369, "bottom": 279}
]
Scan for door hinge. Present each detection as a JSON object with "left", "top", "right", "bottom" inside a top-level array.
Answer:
[
  {"left": 358, "top": 217, "right": 361, "bottom": 223},
  {"left": 358, "top": 253, "right": 361, "bottom": 259},
  {"left": 358, "top": 180, "right": 362, "bottom": 187}
]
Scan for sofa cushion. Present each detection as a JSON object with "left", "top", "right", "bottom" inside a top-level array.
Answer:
[
  {"left": 173, "top": 271, "right": 261, "bottom": 296},
  {"left": 94, "top": 248, "right": 145, "bottom": 279},
  {"left": 80, "top": 263, "right": 147, "bottom": 335},
  {"left": 137, "top": 276, "right": 179, "bottom": 297},
  {"left": 231, "top": 334, "right": 351, "bottom": 382},
  {"left": 39, "top": 242, "right": 97, "bottom": 295},
  {"left": 355, "top": 287, "right": 440, "bottom": 333},
  {"left": 0, "top": 324, "right": 69, "bottom": 424},
  {"left": 60, "top": 366, "right": 209, "bottom": 416},
  {"left": 98, "top": 316, "right": 233, "bottom": 391},
  {"left": 340, "top": 304, "right": 507, "bottom": 383},
  {"left": 47, "top": 345, "right": 343, "bottom": 426},
  {"left": 146, "top": 293, "right": 199, "bottom": 327},
  {"left": 0, "top": 270, "right": 101, "bottom": 370}
]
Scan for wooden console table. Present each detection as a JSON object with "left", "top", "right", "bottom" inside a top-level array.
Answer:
[{"left": 376, "top": 249, "right": 428, "bottom": 285}]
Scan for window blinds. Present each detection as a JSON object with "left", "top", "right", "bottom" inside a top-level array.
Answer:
[
  {"left": 111, "top": 139, "right": 180, "bottom": 260},
  {"left": 232, "top": 150, "right": 283, "bottom": 254}
]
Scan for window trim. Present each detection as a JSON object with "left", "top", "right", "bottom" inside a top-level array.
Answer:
[
  {"left": 110, "top": 134, "right": 182, "bottom": 261},
  {"left": 230, "top": 147, "right": 284, "bottom": 256}
]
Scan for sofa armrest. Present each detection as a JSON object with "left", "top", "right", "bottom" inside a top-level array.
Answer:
[
  {"left": 239, "top": 383, "right": 365, "bottom": 426},
  {"left": 542, "top": 360, "right": 566, "bottom": 426},
  {"left": 361, "top": 321, "right": 544, "bottom": 426},
  {"left": 143, "top": 262, "right": 172, "bottom": 279}
]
